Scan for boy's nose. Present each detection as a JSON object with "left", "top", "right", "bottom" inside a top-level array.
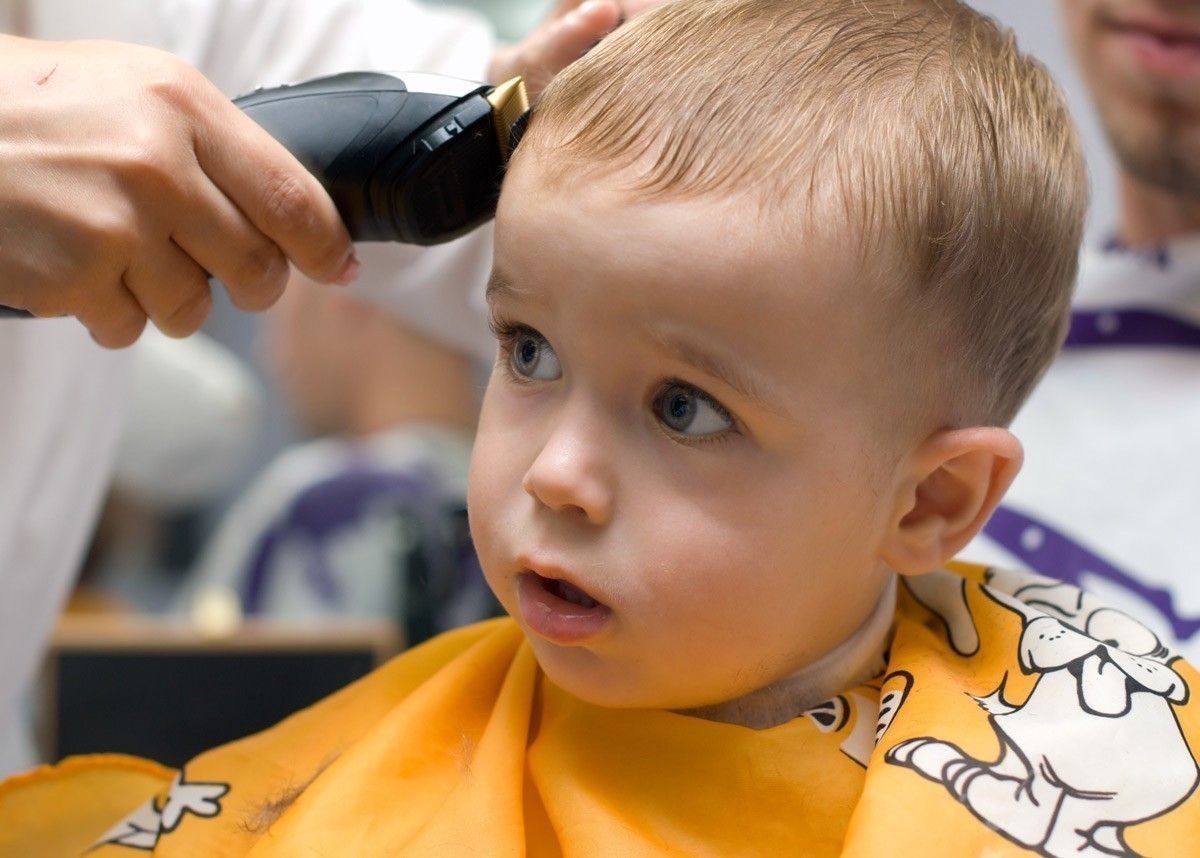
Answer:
[{"left": 521, "top": 415, "right": 614, "bottom": 527}]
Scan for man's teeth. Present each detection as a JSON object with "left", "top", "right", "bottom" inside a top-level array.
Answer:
[{"left": 551, "top": 579, "right": 598, "bottom": 609}]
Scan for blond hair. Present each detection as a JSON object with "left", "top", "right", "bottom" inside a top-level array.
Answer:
[{"left": 520, "top": 0, "right": 1086, "bottom": 425}]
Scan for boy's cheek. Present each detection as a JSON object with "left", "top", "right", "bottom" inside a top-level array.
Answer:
[
  {"left": 467, "top": 417, "right": 511, "bottom": 568},
  {"left": 468, "top": 394, "right": 540, "bottom": 560},
  {"left": 467, "top": 427, "right": 514, "bottom": 531},
  {"left": 465, "top": 470, "right": 517, "bottom": 617}
]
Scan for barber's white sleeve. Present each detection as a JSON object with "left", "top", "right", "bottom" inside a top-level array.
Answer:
[
  {"left": 113, "top": 330, "right": 262, "bottom": 509},
  {"left": 0, "top": 321, "right": 127, "bottom": 775}
]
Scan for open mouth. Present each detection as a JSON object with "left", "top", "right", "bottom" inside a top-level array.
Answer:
[
  {"left": 527, "top": 571, "right": 604, "bottom": 610},
  {"left": 541, "top": 575, "right": 600, "bottom": 609},
  {"left": 516, "top": 570, "right": 612, "bottom": 644}
]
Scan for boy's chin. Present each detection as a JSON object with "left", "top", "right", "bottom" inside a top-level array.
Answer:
[{"left": 524, "top": 632, "right": 734, "bottom": 712}]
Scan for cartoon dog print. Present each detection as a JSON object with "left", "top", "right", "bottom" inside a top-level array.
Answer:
[
  {"left": 800, "top": 671, "right": 914, "bottom": 769},
  {"left": 92, "top": 771, "right": 229, "bottom": 851},
  {"left": 887, "top": 567, "right": 1199, "bottom": 858}
]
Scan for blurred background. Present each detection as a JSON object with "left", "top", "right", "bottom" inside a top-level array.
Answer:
[{"left": 22, "top": 0, "right": 1121, "bottom": 770}]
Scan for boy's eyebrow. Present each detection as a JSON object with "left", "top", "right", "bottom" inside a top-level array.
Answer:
[
  {"left": 485, "top": 268, "right": 781, "bottom": 412},
  {"left": 485, "top": 269, "right": 525, "bottom": 302},
  {"left": 647, "top": 327, "right": 780, "bottom": 411}
]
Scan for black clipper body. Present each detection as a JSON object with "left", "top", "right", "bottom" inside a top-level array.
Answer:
[
  {"left": 0, "top": 72, "right": 528, "bottom": 317},
  {"left": 234, "top": 71, "right": 528, "bottom": 245}
]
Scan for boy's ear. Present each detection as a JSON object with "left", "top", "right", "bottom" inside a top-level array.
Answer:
[{"left": 880, "top": 427, "right": 1022, "bottom": 576}]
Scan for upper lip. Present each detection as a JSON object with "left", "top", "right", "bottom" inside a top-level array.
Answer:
[
  {"left": 1106, "top": 11, "right": 1200, "bottom": 42},
  {"left": 516, "top": 553, "right": 608, "bottom": 607}
]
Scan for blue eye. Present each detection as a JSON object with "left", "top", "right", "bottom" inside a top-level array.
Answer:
[
  {"left": 655, "top": 383, "right": 733, "bottom": 437},
  {"left": 509, "top": 330, "right": 561, "bottom": 380}
]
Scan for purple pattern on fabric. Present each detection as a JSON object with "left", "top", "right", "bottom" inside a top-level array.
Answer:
[
  {"left": 241, "top": 465, "right": 435, "bottom": 614},
  {"left": 983, "top": 505, "right": 1200, "bottom": 643},
  {"left": 1065, "top": 308, "right": 1200, "bottom": 350},
  {"left": 1100, "top": 235, "right": 1171, "bottom": 270}
]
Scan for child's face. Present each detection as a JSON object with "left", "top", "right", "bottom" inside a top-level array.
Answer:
[{"left": 468, "top": 152, "right": 912, "bottom": 710}]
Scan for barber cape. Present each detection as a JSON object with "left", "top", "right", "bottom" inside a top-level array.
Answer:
[
  {"left": 3, "top": 564, "right": 1199, "bottom": 857},
  {"left": 967, "top": 237, "right": 1200, "bottom": 664}
]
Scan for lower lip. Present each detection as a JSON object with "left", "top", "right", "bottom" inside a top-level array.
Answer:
[
  {"left": 516, "top": 572, "right": 612, "bottom": 645},
  {"left": 1113, "top": 26, "right": 1200, "bottom": 77}
]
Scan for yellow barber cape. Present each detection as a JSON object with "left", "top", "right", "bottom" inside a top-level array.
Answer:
[{"left": 4, "top": 563, "right": 1199, "bottom": 856}]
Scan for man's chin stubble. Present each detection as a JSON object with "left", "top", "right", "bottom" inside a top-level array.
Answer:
[{"left": 1107, "top": 113, "right": 1200, "bottom": 200}]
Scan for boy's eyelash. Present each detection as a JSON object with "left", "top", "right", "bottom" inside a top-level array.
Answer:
[
  {"left": 659, "top": 381, "right": 734, "bottom": 423},
  {"left": 488, "top": 314, "right": 540, "bottom": 385},
  {"left": 654, "top": 380, "right": 739, "bottom": 447},
  {"left": 487, "top": 313, "right": 524, "bottom": 344}
]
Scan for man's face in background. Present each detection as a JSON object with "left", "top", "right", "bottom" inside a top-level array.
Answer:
[{"left": 1063, "top": 0, "right": 1200, "bottom": 198}]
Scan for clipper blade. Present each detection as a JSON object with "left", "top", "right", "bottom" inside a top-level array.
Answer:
[{"left": 487, "top": 77, "right": 530, "bottom": 161}]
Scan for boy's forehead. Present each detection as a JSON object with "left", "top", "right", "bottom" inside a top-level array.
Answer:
[
  {"left": 498, "top": 176, "right": 757, "bottom": 325},
  {"left": 494, "top": 151, "right": 897, "bottom": 398},
  {"left": 497, "top": 151, "right": 847, "bottom": 292}
]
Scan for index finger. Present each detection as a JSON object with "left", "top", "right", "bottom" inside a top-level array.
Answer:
[{"left": 191, "top": 93, "right": 357, "bottom": 286}]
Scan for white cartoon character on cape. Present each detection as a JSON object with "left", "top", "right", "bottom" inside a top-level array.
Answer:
[
  {"left": 92, "top": 772, "right": 228, "bottom": 850},
  {"left": 887, "top": 567, "right": 1199, "bottom": 858}
]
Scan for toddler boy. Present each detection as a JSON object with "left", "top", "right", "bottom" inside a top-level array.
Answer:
[{"left": 4, "top": 0, "right": 1199, "bottom": 855}]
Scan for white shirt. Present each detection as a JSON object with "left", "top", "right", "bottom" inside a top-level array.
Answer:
[
  {"left": 0, "top": 319, "right": 127, "bottom": 774},
  {"left": 116, "top": 329, "right": 263, "bottom": 510},
  {"left": 0, "top": 0, "right": 495, "bottom": 775},
  {"left": 966, "top": 238, "right": 1200, "bottom": 661}
]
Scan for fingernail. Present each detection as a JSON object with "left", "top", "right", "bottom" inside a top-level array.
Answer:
[{"left": 335, "top": 253, "right": 360, "bottom": 286}]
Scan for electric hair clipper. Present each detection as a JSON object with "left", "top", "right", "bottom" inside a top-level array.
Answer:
[
  {"left": 0, "top": 72, "right": 529, "bottom": 317},
  {"left": 233, "top": 71, "right": 528, "bottom": 244}
]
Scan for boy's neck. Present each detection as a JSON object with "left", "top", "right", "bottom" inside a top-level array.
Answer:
[{"left": 681, "top": 575, "right": 896, "bottom": 730}]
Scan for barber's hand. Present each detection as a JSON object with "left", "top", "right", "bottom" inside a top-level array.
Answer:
[
  {"left": 490, "top": 0, "right": 662, "bottom": 102},
  {"left": 0, "top": 35, "right": 358, "bottom": 348}
]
